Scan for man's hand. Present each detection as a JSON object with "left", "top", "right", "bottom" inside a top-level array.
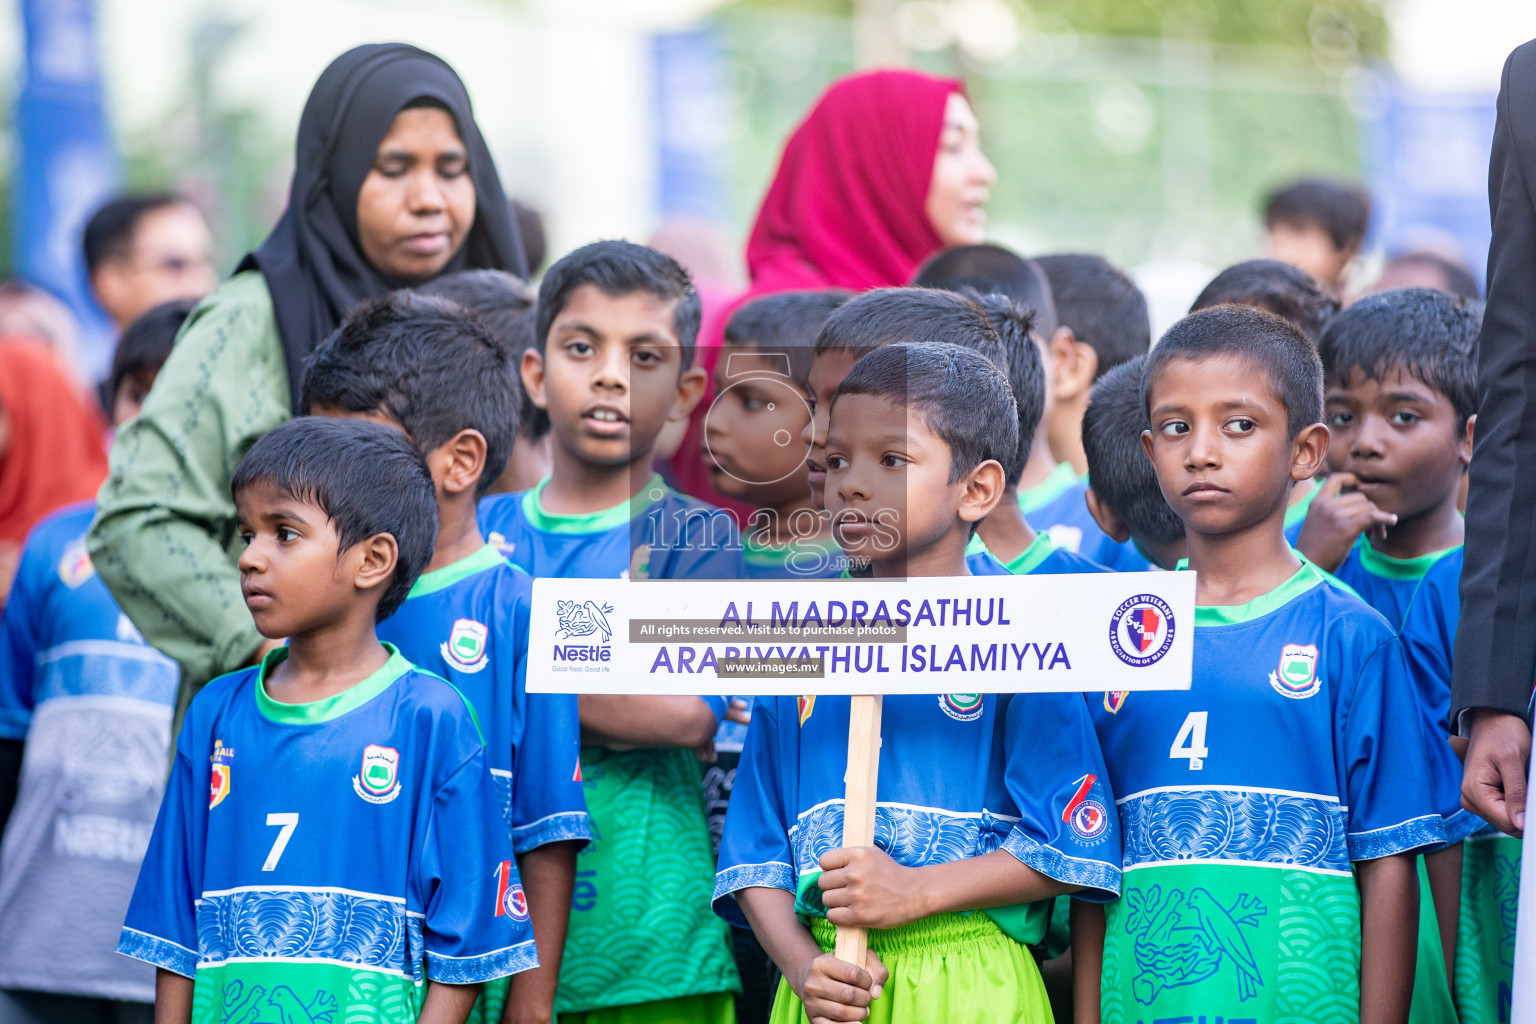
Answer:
[
  {"left": 1294, "top": 473, "right": 1397, "bottom": 572},
  {"left": 818, "top": 846, "right": 927, "bottom": 930},
  {"left": 792, "top": 950, "right": 889, "bottom": 1024},
  {"left": 1462, "top": 707, "right": 1531, "bottom": 836}
]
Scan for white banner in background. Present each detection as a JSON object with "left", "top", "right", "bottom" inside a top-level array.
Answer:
[{"left": 527, "top": 572, "right": 1195, "bottom": 696}]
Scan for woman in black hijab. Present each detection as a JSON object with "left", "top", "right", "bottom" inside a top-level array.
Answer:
[{"left": 89, "top": 44, "right": 525, "bottom": 691}]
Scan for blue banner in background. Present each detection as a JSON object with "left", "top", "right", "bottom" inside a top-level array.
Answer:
[
  {"left": 1362, "top": 79, "right": 1496, "bottom": 290},
  {"left": 652, "top": 27, "right": 729, "bottom": 222},
  {"left": 13, "top": 0, "right": 120, "bottom": 381}
]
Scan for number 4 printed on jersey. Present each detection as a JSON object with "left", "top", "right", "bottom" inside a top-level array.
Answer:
[{"left": 1170, "top": 711, "right": 1208, "bottom": 770}]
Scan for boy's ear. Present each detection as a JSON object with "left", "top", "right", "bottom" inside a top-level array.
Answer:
[
  {"left": 521, "top": 349, "right": 549, "bottom": 412},
  {"left": 668, "top": 365, "right": 709, "bottom": 423},
  {"left": 958, "top": 459, "right": 1007, "bottom": 525},
  {"left": 1460, "top": 414, "right": 1476, "bottom": 466},
  {"left": 1084, "top": 486, "right": 1131, "bottom": 544},
  {"left": 1291, "top": 422, "right": 1330, "bottom": 481},
  {"left": 1050, "top": 326, "right": 1098, "bottom": 403},
  {"left": 351, "top": 532, "right": 400, "bottom": 597},
  {"left": 433, "top": 428, "right": 488, "bottom": 498}
]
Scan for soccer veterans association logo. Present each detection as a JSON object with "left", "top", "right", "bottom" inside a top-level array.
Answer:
[
  {"left": 209, "top": 739, "right": 234, "bottom": 809},
  {"left": 1063, "top": 773, "right": 1110, "bottom": 844},
  {"left": 1108, "top": 594, "right": 1176, "bottom": 668},
  {"left": 58, "top": 538, "right": 95, "bottom": 588},
  {"left": 443, "top": 618, "right": 490, "bottom": 673},
  {"left": 939, "top": 693, "right": 984, "bottom": 722},
  {"left": 494, "top": 860, "right": 530, "bottom": 921},
  {"left": 353, "top": 744, "right": 402, "bottom": 804},
  {"left": 1103, "top": 691, "right": 1130, "bottom": 715},
  {"left": 1268, "top": 643, "right": 1320, "bottom": 699}
]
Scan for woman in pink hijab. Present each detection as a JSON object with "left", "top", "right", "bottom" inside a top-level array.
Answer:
[{"left": 676, "top": 69, "right": 996, "bottom": 509}]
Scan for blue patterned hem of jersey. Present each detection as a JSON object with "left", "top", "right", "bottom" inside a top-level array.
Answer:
[
  {"left": 117, "top": 927, "right": 197, "bottom": 978},
  {"left": 711, "top": 861, "right": 796, "bottom": 928},
  {"left": 1441, "top": 807, "right": 1486, "bottom": 846},
  {"left": 1001, "top": 832, "right": 1120, "bottom": 900},
  {"left": 512, "top": 812, "right": 593, "bottom": 855},
  {"left": 197, "top": 888, "right": 417, "bottom": 978},
  {"left": 1119, "top": 789, "right": 1351, "bottom": 872},
  {"left": 788, "top": 801, "right": 1014, "bottom": 878},
  {"left": 1347, "top": 814, "right": 1447, "bottom": 862},
  {"left": 427, "top": 940, "right": 539, "bottom": 984}
]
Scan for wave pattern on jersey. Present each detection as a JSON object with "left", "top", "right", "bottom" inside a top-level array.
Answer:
[
  {"left": 1274, "top": 871, "right": 1359, "bottom": 1022},
  {"left": 196, "top": 888, "right": 418, "bottom": 977},
  {"left": 788, "top": 800, "right": 1014, "bottom": 876},
  {"left": 1118, "top": 789, "right": 1348, "bottom": 872}
]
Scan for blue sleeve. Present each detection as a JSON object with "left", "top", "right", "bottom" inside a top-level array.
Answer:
[
  {"left": 1339, "top": 636, "right": 1448, "bottom": 860},
  {"left": 510, "top": 684, "right": 590, "bottom": 854},
  {"left": 660, "top": 503, "right": 747, "bottom": 582},
  {"left": 0, "top": 530, "right": 51, "bottom": 739},
  {"left": 1000, "top": 693, "right": 1121, "bottom": 901},
  {"left": 419, "top": 748, "right": 539, "bottom": 983},
  {"left": 117, "top": 720, "right": 204, "bottom": 978},
  {"left": 713, "top": 698, "right": 793, "bottom": 926},
  {"left": 1400, "top": 578, "right": 1482, "bottom": 842}
]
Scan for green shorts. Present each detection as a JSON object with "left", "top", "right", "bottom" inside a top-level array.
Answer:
[
  {"left": 558, "top": 992, "right": 735, "bottom": 1024},
  {"left": 769, "top": 913, "right": 1051, "bottom": 1024}
]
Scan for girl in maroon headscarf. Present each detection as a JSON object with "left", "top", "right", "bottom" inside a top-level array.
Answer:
[{"left": 674, "top": 68, "right": 996, "bottom": 511}]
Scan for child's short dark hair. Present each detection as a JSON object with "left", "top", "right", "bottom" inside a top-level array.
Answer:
[
  {"left": 910, "top": 244, "right": 1058, "bottom": 337},
  {"left": 232, "top": 417, "right": 437, "bottom": 621},
  {"left": 109, "top": 298, "right": 195, "bottom": 404},
  {"left": 535, "top": 241, "right": 701, "bottom": 368},
  {"left": 814, "top": 287, "right": 998, "bottom": 357},
  {"left": 1264, "top": 179, "right": 1371, "bottom": 252},
  {"left": 1189, "top": 259, "right": 1340, "bottom": 344},
  {"left": 834, "top": 342, "right": 1018, "bottom": 487},
  {"left": 1083, "top": 357, "right": 1185, "bottom": 547},
  {"left": 1317, "top": 287, "right": 1480, "bottom": 424},
  {"left": 300, "top": 291, "right": 519, "bottom": 498},
  {"left": 1034, "top": 254, "right": 1150, "bottom": 377},
  {"left": 1381, "top": 251, "right": 1481, "bottom": 302},
  {"left": 1147, "top": 305, "right": 1323, "bottom": 439},
  {"left": 416, "top": 269, "right": 546, "bottom": 440},
  {"left": 966, "top": 292, "right": 1045, "bottom": 487},
  {"left": 723, "top": 290, "right": 851, "bottom": 391}
]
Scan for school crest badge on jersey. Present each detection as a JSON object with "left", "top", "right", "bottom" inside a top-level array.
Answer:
[
  {"left": 58, "top": 539, "right": 95, "bottom": 588},
  {"left": 1103, "top": 691, "right": 1130, "bottom": 714},
  {"left": 209, "top": 740, "right": 234, "bottom": 809},
  {"left": 797, "top": 695, "right": 816, "bottom": 727},
  {"left": 353, "top": 744, "right": 402, "bottom": 804},
  {"left": 940, "top": 693, "right": 984, "bottom": 722},
  {"left": 443, "top": 618, "right": 490, "bottom": 673},
  {"left": 1269, "top": 643, "right": 1320, "bottom": 699}
]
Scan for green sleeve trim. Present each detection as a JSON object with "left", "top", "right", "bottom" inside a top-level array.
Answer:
[
  {"left": 255, "top": 644, "right": 411, "bottom": 724},
  {"left": 1017, "top": 462, "right": 1083, "bottom": 516},
  {"left": 1283, "top": 477, "right": 1321, "bottom": 529},
  {"left": 1355, "top": 539, "right": 1460, "bottom": 581},
  {"left": 519, "top": 473, "right": 668, "bottom": 534},
  {"left": 407, "top": 544, "right": 505, "bottom": 597},
  {"left": 1003, "top": 532, "right": 1057, "bottom": 575}
]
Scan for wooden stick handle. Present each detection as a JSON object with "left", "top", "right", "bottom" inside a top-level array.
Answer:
[{"left": 834, "top": 694, "right": 883, "bottom": 966}]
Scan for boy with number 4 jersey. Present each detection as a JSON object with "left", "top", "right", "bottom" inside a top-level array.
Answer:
[
  {"left": 119, "top": 418, "right": 531, "bottom": 1024},
  {"left": 303, "top": 293, "right": 589, "bottom": 1024},
  {"left": 1075, "top": 306, "right": 1447, "bottom": 1024},
  {"left": 718, "top": 308, "right": 1122, "bottom": 1024}
]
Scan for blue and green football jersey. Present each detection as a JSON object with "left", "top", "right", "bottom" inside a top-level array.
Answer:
[
  {"left": 118, "top": 647, "right": 532, "bottom": 1022},
  {"left": 1020, "top": 462, "right": 1148, "bottom": 571},
  {"left": 1088, "top": 561, "right": 1446, "bottom": 1024},
  {"left": 1400, "top": 548, "right": 1523, "bottom": 1024},
  {"left": 1332, "top": 538, "right": 1460, "bottom": 629},
  {"left": 377, "top": 544, "right": 588, "bottom": 854}
]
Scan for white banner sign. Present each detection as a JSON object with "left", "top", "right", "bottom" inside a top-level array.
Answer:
[{"left": 527, "top": 572, "right": 1195, "bottom": 696}]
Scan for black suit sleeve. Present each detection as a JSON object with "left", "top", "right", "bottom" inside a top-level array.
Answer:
[{"left": 1453, "top": 40, "right": 1536, "bottom": 722}]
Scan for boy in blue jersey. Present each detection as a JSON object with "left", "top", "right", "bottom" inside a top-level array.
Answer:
[
  {"left": 914, "top": 245, "right": 1146, "bottom": 569},
  {"left": 302, "top": 292, "right": 588, "bottom": 1024},
  {"left": 0, "top": 299, "right": 188, "bottom": 1021},
  {"left": 706, "top": 290, "right": 850, "bottom": 580},
  {"left": 1400, "top": 549, "right": 1522, "bottom": 1024},
  {"left": 478, "top": 241, "right": 742, "bottom": 1023},
  {"left": 1075, "top": 304, "right": 1446, "bottom": 1024},
  {"left": 717, "top": 328, "right": 1122, "bottom": 1024},
  {"left": 1080, "top": 357, "right": 1186, "bottom": 570},
  {"left": 119, "top": 419, "right": 531, "bottom": 1024}
]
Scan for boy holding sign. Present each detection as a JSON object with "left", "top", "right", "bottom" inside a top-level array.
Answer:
[
  {"left": 1074, "top": 306, "right": 1448, "bottom": 1024},
  {"left": 715, "top": 332, "right": 1122, "bottom": 1024}
]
